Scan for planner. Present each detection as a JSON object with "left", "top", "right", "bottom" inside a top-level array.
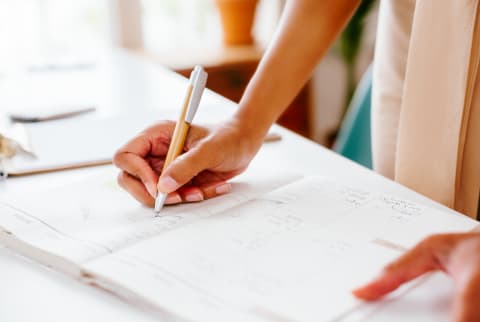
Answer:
[{"left": 0, "top": 165, "right": 477, "bottom": 322}]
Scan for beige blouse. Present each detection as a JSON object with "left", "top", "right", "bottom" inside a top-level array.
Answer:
[{"left": 371, "top": 0, "right": 480, "bottom": 219}]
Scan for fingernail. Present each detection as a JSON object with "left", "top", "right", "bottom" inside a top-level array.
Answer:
[
  {"left": 158, "top": 176, "right": 179, "bottom": 192},
  {"left": 165, "top": 194, "right": 182, "bottom": 204},
  {"left": 146, "top": 182, "right": 157, "bottom": 198},
  {"left": 215, "top": 183, "right": 232, "bottom": 195},
  {"left": 185, "top": 192, "right": 204, "bottom": 202}
]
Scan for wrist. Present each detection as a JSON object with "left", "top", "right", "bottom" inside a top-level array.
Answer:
[
  {"left": 219, "top": 112, "right": 269, "bottom": 161},
  {"left": 233, "top": 100, "right": 275, "bottom": 137}
]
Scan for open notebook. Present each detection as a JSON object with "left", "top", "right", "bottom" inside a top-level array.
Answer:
[{"left": 0, "top": 166, "right": 477, "bottom": 322}]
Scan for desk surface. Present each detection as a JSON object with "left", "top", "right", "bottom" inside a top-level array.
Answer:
[{"left": 0, "top": 50, "right": 457, "bottom": 322}]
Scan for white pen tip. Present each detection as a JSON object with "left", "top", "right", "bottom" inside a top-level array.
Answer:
[{"left": 154, "top": 193, "right": 167, "bottom": 213}]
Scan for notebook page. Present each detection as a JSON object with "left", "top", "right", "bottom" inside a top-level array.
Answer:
[
  {"left": 83, "top": 176, "right": 477, "bottom": 322},
  {"left": 0, "top": 166, "right": 301, "bottom": 266}
]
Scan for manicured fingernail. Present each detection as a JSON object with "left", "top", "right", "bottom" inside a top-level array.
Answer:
[
  {"left": 158, "top": 176, "right": 179, "bottom": 192},
  {"left": 165, "top": 194, "right": 182, "bottom": 204},
  {"left": 185, "top": 192, "right": 204, "bottom": 202},
  {"left": 146, "top": 182, "right": 157, "bottom": 198},
  {"left": 215, "top": 183, "right": 232, "bottom": 195}
]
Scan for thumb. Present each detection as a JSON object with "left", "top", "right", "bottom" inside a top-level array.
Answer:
[{"left": 157, "top": 144, "right": 213, "bottom": 193}]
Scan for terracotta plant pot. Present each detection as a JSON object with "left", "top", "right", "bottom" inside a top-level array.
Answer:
[{"left": 215, "top": 0, "right": 259, "bottom": 45}]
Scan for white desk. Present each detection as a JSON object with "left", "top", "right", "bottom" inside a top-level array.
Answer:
[{"left": 0, "top": 50, "right": 457, "bottom": 322}]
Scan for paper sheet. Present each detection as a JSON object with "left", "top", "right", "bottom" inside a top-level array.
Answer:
[
  {"left": 83, "top": 177, "right": 476, "bottom": 322},
  {"left": 0, "top": 167, "right": 301, "bottom": 265}
]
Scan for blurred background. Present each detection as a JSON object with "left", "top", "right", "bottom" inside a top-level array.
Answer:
[{"left": 0, "top": 0, "right": 378, "bottom": 158}]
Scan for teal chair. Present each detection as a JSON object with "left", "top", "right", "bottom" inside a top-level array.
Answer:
[{"left": 333, "top": 66, "right": 373, "bottom": 169}]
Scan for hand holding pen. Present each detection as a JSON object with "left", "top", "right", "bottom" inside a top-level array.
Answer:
[{"left": 114, "top": 66, "right": 280, "bottom": 211}]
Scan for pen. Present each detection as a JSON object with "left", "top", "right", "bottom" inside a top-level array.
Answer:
[{"left": 155, "top": 66, "right": 208, "bottom": 213}]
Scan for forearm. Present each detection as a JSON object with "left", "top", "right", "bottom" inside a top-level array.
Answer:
[{"left": 234, "top": 0, "right": 359, "bottom": 137}]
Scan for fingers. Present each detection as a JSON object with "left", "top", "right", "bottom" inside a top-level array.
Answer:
[
  {"left": 116, "top": 122, "right": 173, "bottom": 158},
  {"left": 147, "top": 156, "right": 165, "bottom": 173},
  {"left": 174, "top": 181, "right": 233, "bottom": 203},
  {"left": 157, "top": 143, "right": 215, "bottom": 193},
  {"left": 199, "top": 181, "right": 232, "bottom": 199},
  {"left": 115, "top": 121, "right": 239, "bottom": 207},
  {"left": 353, "top": 235, "right": 445, "bottom": 301},
  {"left": 177, "top": 185, "right": 204, "bottom": 203},
  {"left": 114, "top": 151, "right": 159, "bottom": 198},
  {"left": 114, "top": 132, "right": 163, "bottom": 198},
  {"left": 117, "top": 171, "right": 182, "bottom": 207},
  {"left": 114, "top": 122, "right": 178, "bottom": 197},
  {"left": 351, "top": 232, "right": 480, "bottom": 322},
  {"left": 118, "top": 171, "right": 232, "bottom": 208},
  {"left": 118, "top": 171, "right": 152, "bottom": 206}
]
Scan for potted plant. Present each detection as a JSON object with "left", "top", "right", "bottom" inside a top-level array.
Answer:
[{"left": 214, "top": 0, "right": 259, "bottom": 45}]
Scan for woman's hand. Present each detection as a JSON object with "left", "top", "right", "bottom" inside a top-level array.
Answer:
[
  {"left": 113, "top": 119, "right": 264, "bottom": 207},
  {"left": 353, "top": 232, "right": 480, "bottom": 322}
]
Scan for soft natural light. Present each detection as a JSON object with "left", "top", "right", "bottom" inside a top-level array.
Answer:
[
  {"left": 0, "top": 0, "right": 109, "bottom": 72},
  {"left": 0, "top": 0, "right": 281, "bottom": 74},
  {"left": 141, "top": 0, "right": 221, "bottom": 52}
]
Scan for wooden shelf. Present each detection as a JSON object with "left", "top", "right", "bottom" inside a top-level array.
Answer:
[{"left": 135, "top": 45, "right": 264, "bottom": 71}]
